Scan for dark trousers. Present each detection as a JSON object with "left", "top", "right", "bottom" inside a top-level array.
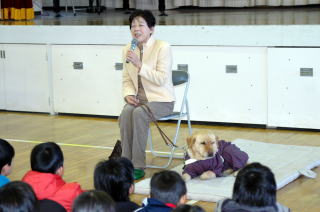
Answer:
[
  {"left": 53, "top": 0, "right": 60, "bottom": 13},
  {"left": 123, "top": 0, "right": 129, "bottom": 10},
  {"left": 89, "top": 0, "right": 101, "bottom": 9},
  {"left": 158, "top": 0, "right": 165, "bottom": 12}
]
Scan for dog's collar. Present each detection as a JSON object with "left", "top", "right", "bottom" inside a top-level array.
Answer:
[
  {"left": 184, "top": 154, "right": 224, "bottom": 166},
  {"left": 184, "top": 156, "right": 217, "bottom": 165}
]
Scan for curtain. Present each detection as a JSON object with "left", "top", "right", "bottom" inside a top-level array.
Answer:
[{"left": 1, "top": 0, "right": 35, "bottom": 20}]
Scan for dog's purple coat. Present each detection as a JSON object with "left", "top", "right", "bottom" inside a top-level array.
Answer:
[{"left": 183, "top": 140, "right": 249, "bottom": 178}]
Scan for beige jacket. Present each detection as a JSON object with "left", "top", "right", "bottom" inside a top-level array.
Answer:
[{"left": 122, "top": 36, "right": 175, "bottom": 102}]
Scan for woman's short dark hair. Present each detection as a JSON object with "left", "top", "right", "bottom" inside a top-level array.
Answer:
[
  {"left": 129, "top": 9, "right": 156, "bottom": 29},
  {"left": 150, "top": 170, "right": 187, "bottom": 205},
  {"left": 232, "top": 162, "right": 277, "bottom": 207},
  {"left": 94, "top": 157, "right": 134, "bottom": 202},
  {"left": 0, "top": 138, "right": 15, "bottom": 170},
  {"left": 30, "top": 142, "right": 64, "bottom": 174},
  {"left": 72, "top": 190, "right": 115, "bottom": 212},
  {"left": 0, "top": 181, "right": 38, "bottom": 212}
]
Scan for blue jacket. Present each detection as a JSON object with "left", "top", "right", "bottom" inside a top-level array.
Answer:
[
  {"left": 0, "top": 175, "right": 10, "bottom": 187},
  {"left": 135, "top": 198, "right": 175, "bottom": 212}
]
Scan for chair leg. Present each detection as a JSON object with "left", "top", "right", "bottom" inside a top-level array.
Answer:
[
  {"left": 97, "top": 0, "right": 101, "bottom": 15},
  {"left": 147, "top": 128, "right": 158, "bottom": 157},
  {"left": 146, "top": 119, "right": 185, "bottom": 169},
  {"left": 72, "top": 0, "right": 76, "bottom": 15},
  {"left": 147, "top": 147, "right": 175, "bottom": 169},
  {"left": 186, "top": 101, "right": 192, "bottom": 135}
]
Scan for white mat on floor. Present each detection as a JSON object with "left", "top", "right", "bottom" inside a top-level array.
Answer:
[{"left": 135, "top": 139, "right": 320, "bottom": 202}]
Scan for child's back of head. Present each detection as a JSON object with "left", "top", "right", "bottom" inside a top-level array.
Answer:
[
  {"left": 0, "top": 138, "right": 15, "bottom": 176},
  {"left": 232, "top": 162, "right": 276, "bottom": 207},
  {"left": 172, "top": 204, "right": 205, "bottom": 212},
  {"left": 94, "top": 157, "right": 134, "bottom": 202},
  {"left": 0, "top": 181, "right": 37, "bottom": 212},
  {"left": 150, "top": 170, "right": 187, "bottom": 206},
  {"left": 31, "top": 142, "right": 64, "bottom": 174},
  {"left": 72, "top": 190, "right": 115, "bottom": 212}
]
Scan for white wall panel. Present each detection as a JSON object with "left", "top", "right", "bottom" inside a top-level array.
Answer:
[
  {"left": 52, "top": 45, "right": 123, "bottom": 116},
  {"left": 1, "top": 25, "right": 320, "bottom": 47},
  {"left": 4, "top": 44, "right": 50, "bottom": 112},
  {"left": 172, "top": 46, "right": 267, "bottom": 124},
  {"left": 0, "top": 45, "right": 5, "bottom": 109},
  {"left": 268, "top": 48, "right": 320, "bottom": 129}
]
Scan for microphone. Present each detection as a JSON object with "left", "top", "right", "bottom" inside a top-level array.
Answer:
[{"left": 126, "top": 38, "right": 139, "bottom": 63}]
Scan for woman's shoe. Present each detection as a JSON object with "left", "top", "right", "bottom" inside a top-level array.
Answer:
[{"left": 134, "top": 169, "right": 145, "bottom": 180}]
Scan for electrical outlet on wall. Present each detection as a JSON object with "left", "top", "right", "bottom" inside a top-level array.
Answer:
[{"left": 73, "top": 62, "right": 83, "bottom": 70}]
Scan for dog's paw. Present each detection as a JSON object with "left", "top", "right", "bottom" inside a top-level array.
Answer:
[
  {"left": 233, "top": 170, "right": 239, "bottom": 177},
  {"left": 222, "top": 169, "right": 234, "bottom": 176},
  {"left": 200, "top": 171, "right": 216, "bottom": 180},
  {"left": 182, "top": 173, "right": 192, "bottom": 182}
]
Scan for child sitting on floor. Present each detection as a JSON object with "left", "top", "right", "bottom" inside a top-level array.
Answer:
[
  {"left": 94, "top": 157, "right": 139, "bottom": 212},
  {"left": 22, "top": 142, "right": 83, "bottom": 212},
  {"left": 0, "top": 181, "right": 37, "bottom": 212},
  {"left": 0, "top": 138, "right": 15, "bottom": 187},
  {"left": 72, "top": 190, "right": 115, "bottom": 212},
  {"left": 136, "top": 170, "right": 187, "bottom": 212},
  {"left": 214, "top": 162, "right": 291, "bottom": 212}
]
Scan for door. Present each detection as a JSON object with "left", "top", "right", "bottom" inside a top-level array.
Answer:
[{"left": 4, "top": 44, "right": 50, "bottom": 112}]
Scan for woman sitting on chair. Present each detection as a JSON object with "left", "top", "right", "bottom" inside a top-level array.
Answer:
[{"left": 119, "top": 9, "right": 175, "bottom": 180}]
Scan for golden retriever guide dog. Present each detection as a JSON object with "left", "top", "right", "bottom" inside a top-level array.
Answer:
[{"left": 182, "top": 130, "right": 248, "bottom": 181}]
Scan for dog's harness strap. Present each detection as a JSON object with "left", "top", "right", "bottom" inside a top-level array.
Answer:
[
  {"left": 140, "top": 103, "right": 183, "bottom": 149},
  {"left": 185, "top": 158, "right": 197, "bottom": 165}
]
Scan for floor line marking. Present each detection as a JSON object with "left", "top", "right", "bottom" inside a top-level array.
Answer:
[
  {"left": 7, "top": 138, "right": 114, "bottom": 149},
  {"left": 6, "top": 138, "right": 184, "bottom": 155},
  {"left": 186, "top": 200, "right": 198, "bottom": 205}
]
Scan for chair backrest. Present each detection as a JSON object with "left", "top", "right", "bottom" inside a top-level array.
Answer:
[
  {"left": 172, "top": 70, "right": 188, "bottom": 86},
  {"left": 171, "top": 70, "right": 189, "bottom": 115}
]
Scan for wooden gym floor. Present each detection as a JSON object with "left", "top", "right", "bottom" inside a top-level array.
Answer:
[
  {"left": 1, "top": 5, "right": 320, "bottom": 25},
  {"left": 0, "top": 111, "right": 319, "bottom": 211}
]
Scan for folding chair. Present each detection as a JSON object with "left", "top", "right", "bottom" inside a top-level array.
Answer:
[
  {"left": 146, "top": 70, "right": 192, "bottom": 169},
  {"left": 65, "top": 0, "right": 76, "bottom": 15},
  {"left": 65, "top": 0, "right": 91, "bottom": 16}
]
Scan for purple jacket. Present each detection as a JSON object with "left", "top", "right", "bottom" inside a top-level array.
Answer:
[{"left": 182, "top": 140, "right": 248, "bottom": 178}]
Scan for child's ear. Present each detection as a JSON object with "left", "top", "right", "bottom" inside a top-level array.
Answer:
[
  {"left": 129, "top": 184, "right": 135, "bottom": 194},
  {"left": 55, "top": 166, "right": 64, "bottom": 176},
  {"left": 178, "top": 194, "right": 187, "bottom": 205},
  {"left": 1, "top": 164, "right": 12, "bottom": 176}
]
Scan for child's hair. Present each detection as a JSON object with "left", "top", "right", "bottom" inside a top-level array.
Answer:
[
  {"left": 150, "top": 170, "right": 187, "bottom": 205},
  {"left": 172, "top": 204, "right": 205, "bottom": 212},
  {"left": 232, "top": 162, "right": 276, "bottom": 207},
  {"left": 0, "top": 181, "right": 38, "bottom": 212},
  {"left": 94, "top": 157, "right": 134, "bottom": 202},
  {"left": 30, "top": 142, "right": 64, "bottom": 174},
  {"left": 129, "top": 9, "right": 156, "bottom": 29},
  {"left": 72, "top": 190, "right": 115, "bottom": 212},
  {"left": 0, "top": 138, "right": 15, "bottom": 171}
]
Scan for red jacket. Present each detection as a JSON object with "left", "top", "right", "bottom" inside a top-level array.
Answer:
[{"left": 22, "top": 170, "right": 84, "bottom": 212}]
